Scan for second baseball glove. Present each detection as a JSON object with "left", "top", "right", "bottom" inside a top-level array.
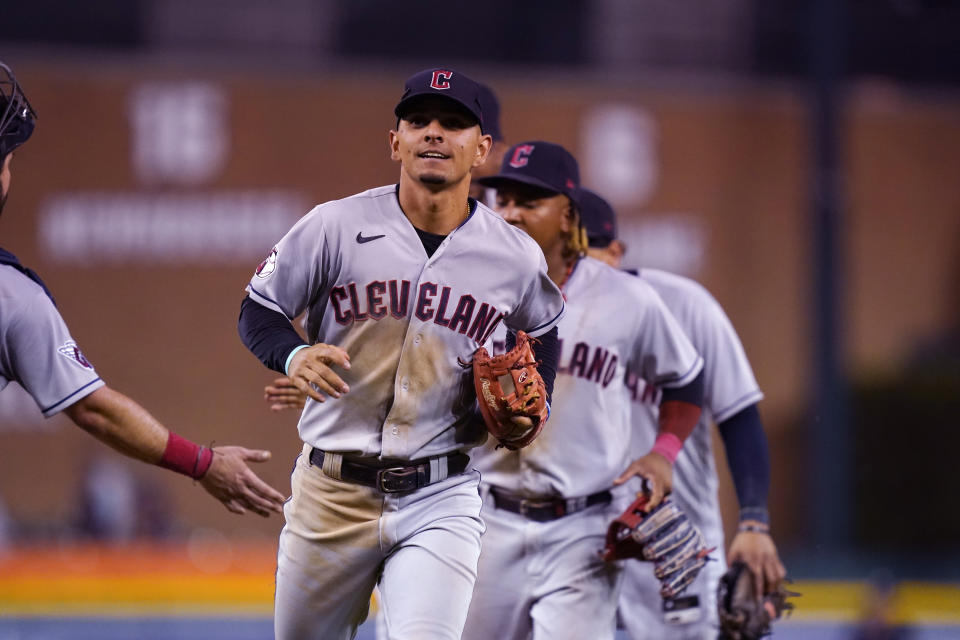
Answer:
[
  {"left": 602, "top": 494, "right": 712, "bottom": 599},
  {"left": 468, "top": 330, "right": 548, "bottom": 450},
  {"left": 717, "top": 561, "right": 798, "bottom": 640}
]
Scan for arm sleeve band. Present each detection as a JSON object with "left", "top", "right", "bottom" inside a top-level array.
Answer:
[
  {"left": 653, "top": 370, "right": 705, "bottom": 455},
  {"left": 506, "top": 326, "right": 558, "bottom": 403},
  {"left": 717, "top": 404, "right": 771, "bottom": 524},
  {"left": 238, "top": 296, "right": 308, "bottom": 374},
  {"left": 660, "top": 369, "right": 704, "bottom": 407},
  {"left": 159, "top": 432, "right": 214, "bottom": 480}
]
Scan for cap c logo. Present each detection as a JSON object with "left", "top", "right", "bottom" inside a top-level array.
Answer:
[
  {"left": 509, "top": 144, "right": 535, "bottom": 168},
  {"left": 430, "top": 70, "right": 453, "bottom": 90}
]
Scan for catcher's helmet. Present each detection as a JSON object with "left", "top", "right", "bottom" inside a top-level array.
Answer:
[{"left": 0, "top": 61, "right": 37, "bottom": 160}]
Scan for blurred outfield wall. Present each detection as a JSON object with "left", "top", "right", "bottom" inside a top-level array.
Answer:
[{"left": 1, "top": 59, "right": 958, "bottom": 562}]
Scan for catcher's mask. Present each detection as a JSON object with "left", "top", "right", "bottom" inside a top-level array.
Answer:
[{"left": 0, "top": 62, "right": 37, "bottom": 161}]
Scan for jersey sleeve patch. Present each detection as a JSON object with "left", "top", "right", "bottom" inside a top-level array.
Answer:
[
  {"left": 57, "top": 340, "right": 94, "bottom": 371},
  {"left": 255, "top": 246, "right": 278, "bottom": 279}
]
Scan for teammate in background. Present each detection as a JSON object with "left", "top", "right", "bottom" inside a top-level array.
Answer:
[
  {"left": 0, "top": 61, "right": 285, "bottom": 518},
  {"left": 576, "top": 188, "right": 786, "bottom": 639},
  {"left": 263, "top": 80, "right": 510, "bottom": 411},
  {"left": 461, "top": 142, "right": 705, "bottom": 640},
  {"left": 468, "top": 83, "right": 508, "bottom": 203},
  {"left": 237, "top": 68, "right": 565, "bottom": 640}
]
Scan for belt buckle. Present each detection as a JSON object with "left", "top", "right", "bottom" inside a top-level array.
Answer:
[
  {"left": 377, "top": 466, "right": 418, "bottom": 493},
  {"left": 518, "top": 499, "right": 531, "bottom": 517},
  {"left": 519, "top": 498, "right": 564, "bottom": 522}
]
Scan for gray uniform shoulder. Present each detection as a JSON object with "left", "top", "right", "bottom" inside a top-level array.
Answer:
[
  {"left": 0, "top": 264, "right": 50, "bottom": 313},
  {"left": 298, "top": 185, "right": 394, "bottom": 222},
  {"left": 640, "top": 268, "right": 761, "bottom": 417},
  {"left": 472, "top": 203, "right": 545, "bottom": 269},
  {"left": 335, "top": 184, "right": 397, "bottom": 209},
  {"left": 638, "top": 268, "right": 725, "bottom": 317},
  {"left": 0, "top": 265, "right": 104, "bottom": 416},
  {"left": 584, "top": 259, "right": 669, "bottom": 306}
]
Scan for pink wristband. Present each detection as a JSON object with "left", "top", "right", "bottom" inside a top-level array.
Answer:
[
  {"left": 651, "top": 432, "right": 683, "bottom": 465},
  {"left": 159, "top": 432, "right": 214, "bottom": 479}
]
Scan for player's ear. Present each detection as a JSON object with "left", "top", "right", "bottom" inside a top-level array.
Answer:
[
  {"left": 388, "top": 129, "right": 401, "bottom": 163},
  {"left": 472, "top": 132, "right": 493, "bottom": 169},
  {"left": 610, "top": 240, "right": 626, "bottom": 261},
  {"left": 559, "top": 198, "right": 576, "bottom": 233},
  {"left": 1, "top": 153, "right": 13, "bottom": 198}
]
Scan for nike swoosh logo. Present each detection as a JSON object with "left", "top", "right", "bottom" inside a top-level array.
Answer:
[{"left": 356, "top": 231, "right": 386, "bottom": 244}]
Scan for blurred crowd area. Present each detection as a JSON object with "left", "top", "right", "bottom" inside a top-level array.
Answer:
[{"left": 0, "top": 0, "right": 958, "bottom": 614}]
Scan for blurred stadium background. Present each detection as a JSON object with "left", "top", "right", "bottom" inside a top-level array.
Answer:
[{"left": 1, "top": 0, "right": 958, "bottom": 638}]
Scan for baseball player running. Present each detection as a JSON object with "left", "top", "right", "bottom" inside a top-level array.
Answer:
[
  {"left": 237, "top": 68, "right": 566, "bottom": 640},
  {"left": 263, "top": 81, "right": 510, "bottom": 412},
  {"left": 0, "top": 61, "right": 285, "bottom": 517},
  {"left": 576, "top": 188, "right": 786, "bottom": 638},
  {"left": 460, "top": 141, "right": 706, "bottom": 640}
]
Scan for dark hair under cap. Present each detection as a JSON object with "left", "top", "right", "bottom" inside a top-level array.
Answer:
[{"left": 575, "top": 188, "right": 618, "bottom": 248}]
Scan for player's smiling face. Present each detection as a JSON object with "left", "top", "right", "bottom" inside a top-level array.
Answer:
[
  {"left": 494, "top": 184, "right": 574, "bottom": 254},
  {"left": 390, "top": 96, "right": 491, "bottom": 189}
]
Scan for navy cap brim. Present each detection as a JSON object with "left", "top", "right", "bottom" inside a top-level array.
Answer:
[
  {"left": 477, "top": 173, "right": 579, "bottom": 203},
  {"left": 587, "top": 234, "right": 616, "bottom": 247},
  {"left": 394, "top": 93, "right": 482, "bottom": 129}
]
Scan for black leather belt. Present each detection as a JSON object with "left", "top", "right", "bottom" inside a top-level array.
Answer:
[
  {"left": 309, "top": 448, "right": 469, "bottom": 494},
  {"left": 490, "top": 486, "right": 613, "bottom": 522}
]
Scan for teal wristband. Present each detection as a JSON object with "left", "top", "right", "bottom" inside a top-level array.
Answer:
[{"left": 284, "top": 345, "right": 310, "bottom": 375}]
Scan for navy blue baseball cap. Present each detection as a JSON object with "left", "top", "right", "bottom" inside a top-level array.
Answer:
[
  {"left": 477, "top": 141, "right": 580, "bottom": 201},
  {"left": 395, "top": 67, "right": 485, "bottom": 131},
  {"left": 575, "top": 188, "right": 618, "bottom": 247},
  {"left": 477, "top": 83, "right": 502, "bottom": 142}
]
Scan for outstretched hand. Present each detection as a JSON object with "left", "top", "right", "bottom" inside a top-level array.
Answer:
[
  {"left": 287, "top": 344, "right": 351, "bottom": 404},
  {"left": 199, "top": 446, "right": 286, "bottom": 517},
  {"left": 614, "top": 450, "right": 673, "bottom": 509},
  {"left": 264, "top": 377, "right": 307, "bottom": 412}
]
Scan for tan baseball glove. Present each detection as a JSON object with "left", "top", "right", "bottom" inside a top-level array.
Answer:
[{"left": 468, "top": 331, "right": 548, "bottom": 450}]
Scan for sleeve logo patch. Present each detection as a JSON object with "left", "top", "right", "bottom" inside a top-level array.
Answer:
[
  {"left": 255, "top": 246, "right": 278, "bottom": 278},
  {"left": 58, "top": 340, "right": 94, "bottom": 371}
]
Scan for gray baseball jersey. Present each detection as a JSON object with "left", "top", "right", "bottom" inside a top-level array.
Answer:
[
  {"left": 0, "top": 265, "right": 104, "bottom": 416},
  {"left": 619, "top": 268, "right": 763, "bottom": 639},
  {"left": 474, "top": 257, "right": 703, "bottom": 497},
  {"left": 247, "top": 185, "right": 565, "bottom": 460},
  {"left": 463, "top": 257, "right": 702, "bottom": 640}
]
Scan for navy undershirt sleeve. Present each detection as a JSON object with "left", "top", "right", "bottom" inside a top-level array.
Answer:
[
  {"left": 238, "top": 296, "right": 307, "bottom": 374},
  {"left": 505, "top": 326, "right": 559, "bottom": 403},
  {"left": 717, "top": 404, "right": 771, "bottom": 523},
  {"left": 660, "top": 369, "right": 704, "bottom": 407}
]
